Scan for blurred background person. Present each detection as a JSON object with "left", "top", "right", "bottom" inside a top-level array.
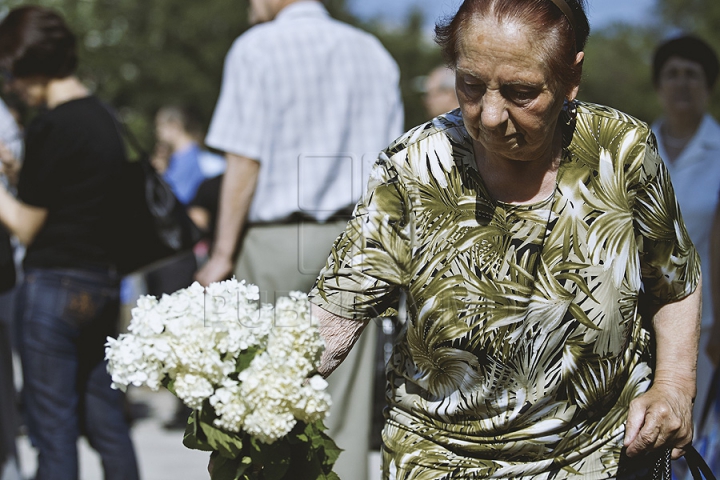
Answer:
[
  {"left": 0, "top": 94, "right": 22, "bottom": 187},
  {"left": 146, "top": 105, "right": 226, "bottom": 431},
  {"left": 187, "top": 174, "right": 222, "bottom": 248},
  {"left": 196, "top": 0, "right": 403, "bottom": 477},
  {"left": 0, "top": 6, "right": 139, "bottom": 480},
  {"left": 0, "top": 94, "right": 22, "bottom": 480},
  {"left": 153, "top": 105, "right": 225, "bottom": 205},
  {"left": 651, "top": 34, "right": 720, "bottom": 424},
  {"left": 144, "top": 104, "right": 226, "bottom": 301},
  {"left": 422, "top": 64, "right": 459, "bottom": 118},
  {"left": 184, "top": 174, "right": 223, "bottom": 280}
]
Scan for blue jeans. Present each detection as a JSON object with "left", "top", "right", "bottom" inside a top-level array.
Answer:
[{"left": 15, "top": 268, "right": 139, "bottom": 480}]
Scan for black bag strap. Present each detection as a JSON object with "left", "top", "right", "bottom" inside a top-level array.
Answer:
[
  {"left": 685, "top": 445, "right": 717, "bottom": 480},
  {"left": 655, "top": 446, "right": 717, "bottom": 480},
  {"left": 102, "top": 105, "right": 178, "bottom": 214},
  {"left": 101, "top": 103, "right": 151, "bottom": 163},
  {"left": 653, "top": 448, "right": 672, "bottom": 480}
]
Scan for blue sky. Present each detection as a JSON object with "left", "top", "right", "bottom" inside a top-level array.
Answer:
[{"left": 347, "top": 0, "right": 659, "bottom": 33}]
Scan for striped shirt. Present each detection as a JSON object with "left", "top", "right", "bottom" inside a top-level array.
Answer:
[{"left": 206, "top": 1, "right": 403, "bottom": 223}]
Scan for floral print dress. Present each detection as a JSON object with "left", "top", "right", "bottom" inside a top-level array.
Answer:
[{"left": 310, "top": 102, "right": 700, "bottom": 479}]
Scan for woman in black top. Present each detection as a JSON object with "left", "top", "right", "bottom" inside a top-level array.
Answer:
[{"left": 0, "top": 7, "right": 139, "bottom": 480}]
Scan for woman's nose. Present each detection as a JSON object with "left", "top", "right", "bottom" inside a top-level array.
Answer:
[{"left": 480, "top": 91, "right": 508, "bottom": 129}]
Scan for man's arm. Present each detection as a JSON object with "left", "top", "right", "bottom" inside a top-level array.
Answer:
[
  {"left": 0, "top": 184, "right": 47, "bottom": 245},
  {"left": 624, "top": 284, "right": 701, "bottom": 459},
  {"left": 195, "top": 153, "right": 259, "bottom": 286}
]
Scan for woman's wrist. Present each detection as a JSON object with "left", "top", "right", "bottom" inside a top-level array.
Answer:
[{"left": 651, "top": 373, "right": 697, "bottom": 399}]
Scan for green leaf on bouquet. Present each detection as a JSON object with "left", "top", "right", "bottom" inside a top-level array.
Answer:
[
  {"left": 181, "top": 403, "right": 341, "bottom": 479},
  {"left": 211, "top": 453, "right": 253, "bottom": 480},
  {"left": 305, "top": 421, "right": 342, "bottom": 471},
  {"left": 161, "top": 376, "right": 176, "bottom": 396},
  {"left": 183, "top": 410, "right": 213, "bottom": 452},
  {"left": 248, "top": 436, "right": 292, "bottom": 480},
  {"left": 202, "top": 422, "right": 245, "bottom": 458},
  {"left": 273, "top": 421, "right": 342, "bottom": 480},
  {"left": 183, "top": 407, "right": 245, "bottom": 458},
  {"left": 235, "top": 347, "right": 260, "bottom": 373}
]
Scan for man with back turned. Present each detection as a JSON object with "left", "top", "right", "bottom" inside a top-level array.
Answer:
[{"left": 197, "top": 1, "right": 404, "bottom": 478}]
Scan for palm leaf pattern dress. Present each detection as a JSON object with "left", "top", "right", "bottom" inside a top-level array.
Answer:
[{"left": 309, "top": 101, "right": 700, "bottom": 479}]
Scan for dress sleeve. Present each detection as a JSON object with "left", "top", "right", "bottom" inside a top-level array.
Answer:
[
  {"left": 634, "top": 131, "right": 701, "bottom": 304},
  {"left": 309, "top": 152, "right": 413, "bottom": 320}
]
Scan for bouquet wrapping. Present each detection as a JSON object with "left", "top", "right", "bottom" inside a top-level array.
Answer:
[{"left": 105, "top": 279, "right": 340, "bottom": 480}]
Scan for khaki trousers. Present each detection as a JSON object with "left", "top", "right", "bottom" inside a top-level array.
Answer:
[{"left": 234, "top": 220, "right": 376, "bottom": 480}]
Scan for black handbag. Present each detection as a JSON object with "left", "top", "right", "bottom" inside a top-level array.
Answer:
[
  {"left": 0, "top": 225, "right": 15, "bottom": 293},
  {"left": 654, "top": 445, "right": 716, "bottom": 480},
  {"left": 105, "top": 117, "right": 202, "bottom": 275}
]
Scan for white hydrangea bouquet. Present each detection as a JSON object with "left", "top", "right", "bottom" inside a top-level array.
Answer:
[{"left": 105, "top": 279, "right": 340, "bottom": 480}]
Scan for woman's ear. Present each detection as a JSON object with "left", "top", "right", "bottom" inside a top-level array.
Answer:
[{"left": 568, "top": 51, "right": 585, "bottom": 101}]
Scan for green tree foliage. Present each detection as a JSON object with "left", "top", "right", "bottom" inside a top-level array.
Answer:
[
  {"left": 658, "top": 0, "right": 720, "bottom": 43},
  {"left": 579, "top": 24, "right": 663, "bottom": 124},
  {"left": 2, "top": 0, "right": 249, "bottom": 144},
  {"left": 1, "top": 0, "right": 441, "bottom": 144},
  {"left": 656, "top": 0, "right": 720, "bottom": 119},
  {"left": 580, "top": 0, "right": 720, "bottom": 123},
  {"left": 371, "top": 9, "right": 443, "bottom": 130},
  {"left": 325, "top": 1, "right": 444, "bottom": 129},
  {"left": 3, "top": 0, "right": 720, "bottom": 142}
]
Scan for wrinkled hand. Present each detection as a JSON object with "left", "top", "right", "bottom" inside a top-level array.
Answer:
[
  {"left": 624, "top": 382, "right": 694, "bottom": 459},
  {"left": 195, "top": 254, "right": 233, "bottom": 287}
]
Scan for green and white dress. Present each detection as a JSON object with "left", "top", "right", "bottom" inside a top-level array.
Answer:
[{"left": 309, "top": 102, "right": 700, "bottom": 479}]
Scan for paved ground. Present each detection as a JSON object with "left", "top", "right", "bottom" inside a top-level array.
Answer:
[
  {"left": 15, "top": 388, "right": 382, "bottom": 480},
  {"left": 17, "top": 388, "right": 211, "bottom": 480}
]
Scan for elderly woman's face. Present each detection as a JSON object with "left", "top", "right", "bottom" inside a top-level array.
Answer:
[
  {"left": 455, "top": 17, "right": 575, "bottom": 162},
  {"left": 657, "top": 56, "right": 710, "bottom": 119}
]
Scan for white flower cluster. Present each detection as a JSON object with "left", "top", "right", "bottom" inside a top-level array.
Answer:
[{"left": 106, "top": 280, "right": 331, "bottom": 443}]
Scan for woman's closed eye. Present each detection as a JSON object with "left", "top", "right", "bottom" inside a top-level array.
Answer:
[
  {"left": 504, "top": 87, "right": 540, "bottom": 104},
  {"left": 460, "top": 77, "right": 485, "bottom": 95}
]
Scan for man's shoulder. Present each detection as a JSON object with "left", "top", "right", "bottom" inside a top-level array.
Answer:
[{"left": 229, "top": 14, "right": 391, "bottom": 61}]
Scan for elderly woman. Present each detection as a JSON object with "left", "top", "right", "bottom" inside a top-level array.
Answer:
[
  {"left": 310, "top": 0, "right": 701, "bottom": 478},
  {"left": 651, "top": 35, "right": 720, "bottom": 426}
]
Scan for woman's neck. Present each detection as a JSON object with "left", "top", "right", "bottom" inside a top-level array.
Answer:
[
  {"left": 663, "top": 112, "right": 703, "bottom": 141},
  {"left": 661, "top": 113, "right": 703, "bottom": 163},
  {"left": 46, "top": 77, "right": 90, "bottom": 109},
  {"left": 475, "top": 130, "right": 561, "bottom": 205}
]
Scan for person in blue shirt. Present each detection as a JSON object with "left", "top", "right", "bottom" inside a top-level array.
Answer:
[
  {"left": 149, "top": 106, "right": 225, "bottom": 430},
  {"left": 154, "top": 106, "right": 224, "bottom": 205}
]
